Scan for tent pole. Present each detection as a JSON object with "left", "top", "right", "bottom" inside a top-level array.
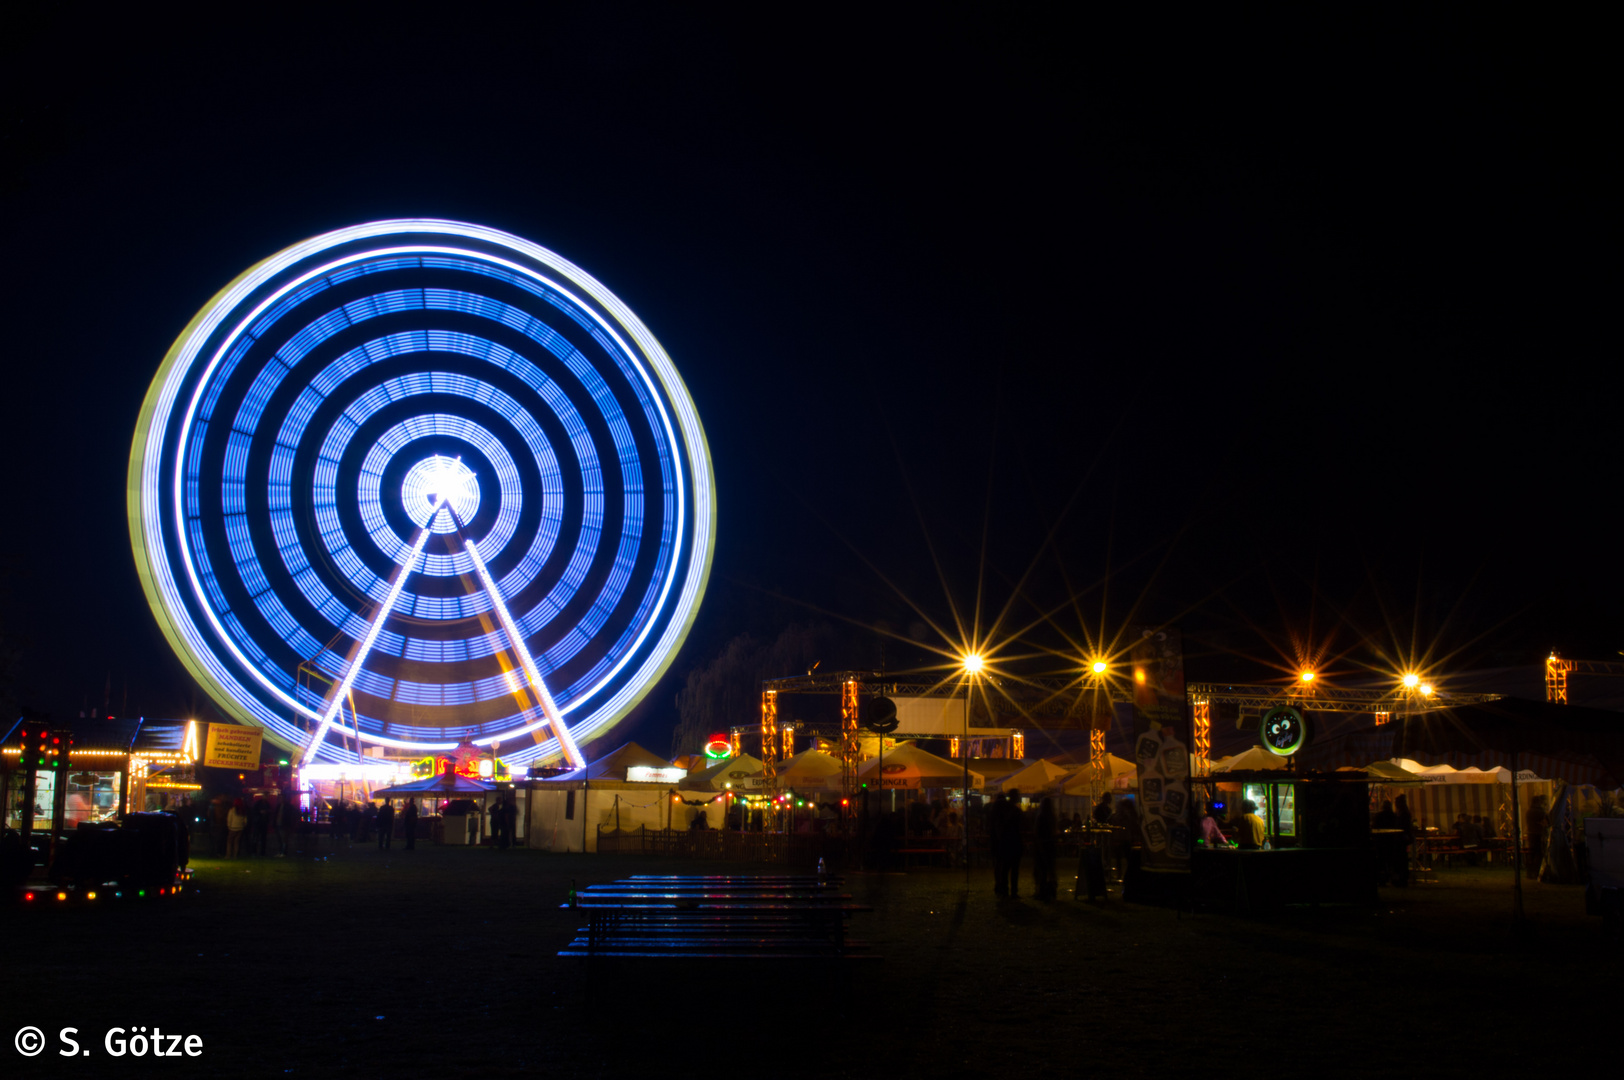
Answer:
[{"left": 1511, "top": 749, "right": 1524, "bottom": 923}]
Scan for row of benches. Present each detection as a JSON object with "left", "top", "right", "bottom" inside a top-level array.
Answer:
[{"left": 558, "top": 875, "right": 875, "bottom": 960}]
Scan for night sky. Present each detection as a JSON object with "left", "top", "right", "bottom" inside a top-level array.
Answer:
[{"left": 3, "top": 8, "right": 1615, "bottom": 748}]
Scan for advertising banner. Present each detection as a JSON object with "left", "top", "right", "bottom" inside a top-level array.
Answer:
[
  {"left": 203, "top": 723, "right": 263, "bottom": 770},
  {"left": 1130, "top": 627, "right": 1192, "bottom": 872}
]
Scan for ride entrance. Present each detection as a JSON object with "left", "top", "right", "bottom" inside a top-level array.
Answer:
[{"left": 130, "top": 220, "right": 714, "bottom": 768}]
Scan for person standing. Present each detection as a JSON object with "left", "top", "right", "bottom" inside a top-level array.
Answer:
[
  {"left": 275, "top": 795, "right": 297, "bottom": 857},
  {"left": 1108, "top": 796, "right": 1139, "bottom": 881},
  {"left": 1524, "top": 795, "right": 1548, "bottom": 880},
  {"left": 491, "top": 798, "right": 507, "bottom": 849},
  {"left": 1001, "top": 790, "right": 1027, "bottom": 897},
  {"left": 1033, "top": 797, "right": 1058, "bottom": 900},
  {"left": 1197, "top": 802, "right": 1230, "bottom": 847},
  {"left": 376, "top": 800, "right": 395, "bottom": 850},
  {"left": 249, "top": 796, "right": 270, "bottom": 857},
  {"left": 503, "top": 797, "right": 518, "bottom": 848},
  {"left": 988, "top": 794, "right": 1011, "bottom": 896},
  {"left": 330, "top": 801, "right": 347, "bottom": 849},
  {"left": 1236, "top": 799, "right": 1267, "bottom": 849},
  {"left": 402, "top": 799, "right": 418, "bottom": 851},
  {"left": 210, "top": 796, "right": 229, "bottom": 857},
  {"left": 226, "top": 798, "right": 248, "bottom": 858},
  {"left": 1393, "top": 794, "right": 1414, "bottom": 886}
]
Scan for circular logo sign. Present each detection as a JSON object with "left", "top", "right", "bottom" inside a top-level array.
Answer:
[{"left": 1259, "top": 706, "right": 1308, "bottom": 757}]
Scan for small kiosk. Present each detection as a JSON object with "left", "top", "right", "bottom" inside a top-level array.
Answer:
[{"left": 1191, "top": 769, "right": 1376, "bottom": 912}]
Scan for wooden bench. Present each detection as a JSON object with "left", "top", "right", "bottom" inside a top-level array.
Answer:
[{"left": 559, "top": 874, "right": 875, "bottom": 960}]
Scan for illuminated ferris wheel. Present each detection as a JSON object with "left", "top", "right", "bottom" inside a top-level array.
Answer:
[{"left": 129, "top": 220, "right": 714, "bottom": 767}]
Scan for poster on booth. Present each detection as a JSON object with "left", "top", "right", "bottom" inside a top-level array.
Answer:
[
  {"left": 1130, "top": 627, "right": 1192, "bottom": 872},
  {"left": 203, "top": 723, "right": 263, "bottom": 770}
]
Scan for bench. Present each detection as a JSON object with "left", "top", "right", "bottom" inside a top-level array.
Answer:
[{"left": 559, "top": 874, "right": 875, "bottom": 960}]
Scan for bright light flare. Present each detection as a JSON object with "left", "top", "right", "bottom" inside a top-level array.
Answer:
[
  {"left": 1299, "top": 671, "right": 1315, "bottom": 683},
  {"left": 961, "top": 653, "right": 985, "bottom": 675},
  {"left": 1091, "top": 660, "right": 1108, "bottom": 675},
  {"left": 1419, "top": 683, "right": 1434, "bottom": 698},
  {"left": 1402, "top": 673, "right": 1420, "bottom": 689}
]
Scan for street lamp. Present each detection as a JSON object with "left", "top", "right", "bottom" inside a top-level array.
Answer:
[{"left": 960, "top": 653, "right": 982, "bottom": 883}]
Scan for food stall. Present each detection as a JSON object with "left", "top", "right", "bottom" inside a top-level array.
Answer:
[
  {"left": 4, "top": 717, "right": 200, "bottom": 838},
  {"left": 1190, "top": 769, "right": 1377, "bottom": 912}
]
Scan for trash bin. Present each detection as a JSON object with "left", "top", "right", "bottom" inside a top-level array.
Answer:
[{"left": 442, "top": 813, "right": 469, "bottom": 845}]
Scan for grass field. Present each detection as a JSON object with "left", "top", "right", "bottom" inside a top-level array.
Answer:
[{"left": 2, "top": 842, "right": 1612, "bottom": 1078}]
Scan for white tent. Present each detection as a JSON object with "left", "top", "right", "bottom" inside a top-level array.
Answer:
[
  {"left": 992, "top": 758, "right": 1071, "bottom": 794},
  {"left": 1059, "top": 754, "right": 1139, "bottom": 796},
  {"left": 776, "top": 749, "right": 844, "bottom": 791},
  {"left": 857, "top": 742, "right": 984, "bottom": 790},
  {"left": 685, "top": 754, "right": 766, "bottom": 792},
  {"left": 1211, "top": 747, "right": 1289, "bottom": 772}
]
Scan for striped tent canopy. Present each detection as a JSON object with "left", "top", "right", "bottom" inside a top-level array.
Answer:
[
  {"left": 1397, "top": 779, "right": 1553, "bottom": 834},
  {"left": 1394, "top": 698, "right": 1623, "bottom": 787},
  {"left": 1298, "top": 702, "right": 1620, "bottom": 787}
]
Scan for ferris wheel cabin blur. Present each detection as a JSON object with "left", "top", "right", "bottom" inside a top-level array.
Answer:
[{"left": 128, "top": 220, "right": 715, "bottom": 769}]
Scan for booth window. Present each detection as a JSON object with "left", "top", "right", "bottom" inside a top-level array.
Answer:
[{"left": 565, "top": 790, "right": 576, "bottom": 820}]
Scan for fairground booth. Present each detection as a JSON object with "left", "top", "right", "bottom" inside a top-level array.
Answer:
[
  {"left": 2, "top": 716, "right": 200, "bottom": 902},
  {"left": 303, "top": 738, "right": 524, "bottom": 845},
  {"left": 524, "top": 743, "right": 691, "bottom": 852},
  {"left": 3, "top": 717, "right": 201, "bottom": 840}
]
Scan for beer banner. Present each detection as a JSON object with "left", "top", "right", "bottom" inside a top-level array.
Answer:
[
  {"left": 203, "top": 723, "right": 263, "bottom": 770},
  {"left": 1130, "top": 627, "right": 1192, "bottom": 872}
]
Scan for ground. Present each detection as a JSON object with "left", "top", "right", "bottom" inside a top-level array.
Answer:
[{"left": 2, "top": 844, "right": 1613, "bottom": 1078}]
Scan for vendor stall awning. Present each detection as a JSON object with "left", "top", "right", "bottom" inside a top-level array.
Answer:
[{"left": 374, "top": 773, "right": 498, "bottom": 797}]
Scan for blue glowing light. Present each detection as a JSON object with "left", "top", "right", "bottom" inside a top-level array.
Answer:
[{"left": 130, "top": 221, "right": 715, "bottom": 764}]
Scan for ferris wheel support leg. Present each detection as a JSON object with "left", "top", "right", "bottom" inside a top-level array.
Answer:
[
  {"left": 456, "top": 519, "right": 587, "bottom": 769},
  {"left": 299, "top": 507, "right": 443, "bottom": 765}
]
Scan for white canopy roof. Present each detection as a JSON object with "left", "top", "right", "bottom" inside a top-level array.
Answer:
[
  {"left": 776, "top": 748, "right": 844, "bottom": 791},
  {"left": 857, "top": 741, "right": 984, "bottom": 790},
  {"left": 992, "top": 758, "right": 1072, "bottom": 794},
  {"left": 685, "top": 754, "right": 765, "bottom": 791},
  {"left": 1210, "top": 746, "right": 1289, "bottom": 773},
  {"left": 1059, "top": 754, "right": 1139, "bottom": 796}
]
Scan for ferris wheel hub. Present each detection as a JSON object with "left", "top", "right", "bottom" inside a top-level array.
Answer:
[{"left": 401, "top": 456, "right": 479, "bottom": 533}]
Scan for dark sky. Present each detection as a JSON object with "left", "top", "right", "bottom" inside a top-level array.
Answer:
[{"left": 2, "top": 7, "right": 1615, "bottom": 745}]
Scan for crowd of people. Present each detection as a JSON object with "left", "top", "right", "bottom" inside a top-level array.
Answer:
[{"left": 191, "top": 792, "right": 524, "bottom": 856}]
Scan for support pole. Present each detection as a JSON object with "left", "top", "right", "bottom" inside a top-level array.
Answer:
[
  {"left": 963, "top": 682, "right": 972, "bottom": 884},
  {"left": 301, "top": 503, "right": 444, "bottom": 764},
  {"left": 1511, "top": 749, "right": 1525, "bottom": 923},
  {"left": 452, "top": 509, "right": 586, "bottom": 768}
]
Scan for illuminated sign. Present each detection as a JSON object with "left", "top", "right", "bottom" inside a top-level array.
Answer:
[
  {"left": 626, "top": 766, "right": 688, "bottom": 784},
  {"left": 203, "top": 724, "right": 263, "bottom": 770},
  {"left": 1259, "top": 706, "right": 1308, "bottom": 757},
  {"left": 703, "top": 735, "right": 731, "bottom": 760}
]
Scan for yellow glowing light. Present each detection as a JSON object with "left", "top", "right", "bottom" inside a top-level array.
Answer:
[
  {"left": 1091, "top": 660, "right": 1108, "bottom": 675},
  {"left": 1299, "top": 671, "right": 1315, "bottom": 683},
  {"left": 962, "top": 653, "right": 985, "bottom": 674},
  {"left": 86, "top": 892, "right": 97, "bottom": 900},
  {"left": 1402, "top": 673, "right": 1420, "bottom": 689},
  {"left": 1134, "top": 668, "right": 1147, "bottom": 684},
  {"left": 1419, "top": 683, "right": 1434, "bottom": 697}
]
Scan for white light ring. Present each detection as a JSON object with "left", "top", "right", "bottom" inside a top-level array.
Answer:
[
  {"left": 361, "top": 420, "right": 524, "bottom": 568},
  {"left": 130, "top": 221, "right": 714, "bottom": 761}
]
